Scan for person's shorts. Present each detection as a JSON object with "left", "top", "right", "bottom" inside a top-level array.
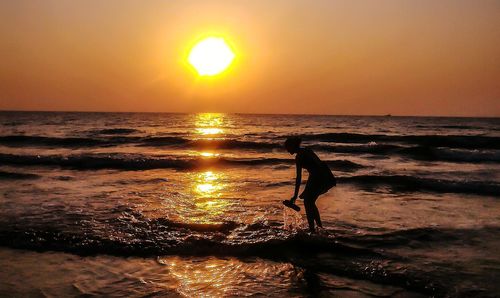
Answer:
[{"left": 299, "top": 176, "right": 333, "bottom": 201}]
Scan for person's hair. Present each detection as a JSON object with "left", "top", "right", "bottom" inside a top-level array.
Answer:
[{"left": 285, "top": 136, "right": 302, "bottom": 150}]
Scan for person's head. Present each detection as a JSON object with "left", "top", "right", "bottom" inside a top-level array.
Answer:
[{"left": 284, "top": 136, "right": 302, "bottom": 155}]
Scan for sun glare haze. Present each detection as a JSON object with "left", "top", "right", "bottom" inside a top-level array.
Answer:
[{"left": 188, "top": 37, "right": 235, "bottom": 76}]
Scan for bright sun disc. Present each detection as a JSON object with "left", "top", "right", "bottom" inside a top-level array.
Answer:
[{"left": 188, "top": 37, "right": 235, "bottom": 76}]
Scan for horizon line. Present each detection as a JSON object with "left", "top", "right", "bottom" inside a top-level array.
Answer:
[{"left": 0, "top": 109, "right": 498, "bottom": 119}]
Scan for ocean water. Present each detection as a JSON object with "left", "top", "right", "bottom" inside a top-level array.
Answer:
[{"left": 0, "top": 111, "right": 499, "bottom": 297}]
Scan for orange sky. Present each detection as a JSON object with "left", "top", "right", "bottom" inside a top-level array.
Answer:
[{"left": 1, "top": 0, "right": 499, "bottom": 116}]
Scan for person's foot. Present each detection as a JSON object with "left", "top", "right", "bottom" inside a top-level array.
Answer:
[{"left": 316, "top": 226, "right": 328, "bottom": 236}]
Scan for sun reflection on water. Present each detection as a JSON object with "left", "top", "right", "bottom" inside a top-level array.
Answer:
[
  {"left": 190, "top": 170, "right": 232, "bottom": 222},
  {"left": 195, "top": 113, "right": 226, "bottom": 136},
  {"left": 199, "top": 151, "right": 220, "bottom": 157},
  {"left": 196, "top": 127, "right": 224, "bottom": 135},
  {"left": 195, "top": 171, "right": 223, "bottom": 198},
  {"left": 187, "top": 113, "right": 234, "bottom": 222},
  {"left": 157, "top": 256, "right": 297, "bottom": 297}
]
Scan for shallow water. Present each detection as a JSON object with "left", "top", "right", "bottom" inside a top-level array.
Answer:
[{"left": 0, "top": 112, "right": 499, "bottom": 297}]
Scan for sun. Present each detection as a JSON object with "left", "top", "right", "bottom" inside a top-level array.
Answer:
[{"left": 188, "top": 37, "right": 235, "bottom": 76}]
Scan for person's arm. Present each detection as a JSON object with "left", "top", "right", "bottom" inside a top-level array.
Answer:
[{"left": 291, "top": 160, "right": 302, "bottom": 203}]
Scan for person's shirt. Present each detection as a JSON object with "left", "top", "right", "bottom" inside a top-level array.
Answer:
[{"left": 296, "top": 147, "right": 327, "bottom": 176}]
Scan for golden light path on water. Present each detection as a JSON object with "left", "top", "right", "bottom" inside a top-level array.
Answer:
[
  {"left": 195, "top": 171, "right": 224, "bottom": 198},
  {"left": 190, "top": 113, "right": 231, "bottom": 223},
  {"left": 199, "top": 152, "right": 220, "bottom": 157},
  {"left": 157, "top": 256, "right": 296, "bottom": 297},
  {"left": 192, "top": 171, "right": 231, "bottom": 222},
  {"left": 196, "top": 127, "right": 224, "bottom": 135},
  {"left": 194, "top": 113, "right": 225, "bottom": 136}
]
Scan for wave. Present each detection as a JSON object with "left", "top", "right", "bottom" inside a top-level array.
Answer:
[
  {"left": 0, "top": 135, "right": 112, "bottom": 147},
  {"left": 0, "top": 153, "right": 365, "bottom": 172},
  {"left": 336, "top": 226, "right": 499, "bottom": 248},
  {"left": 302, "top": 133, "right": 500, "bottom": 149},
  {"left": 315, "top": 144, "right": 500, "bottom": 163},
  {"left": 192, "top": 139, "right": 278, "bottom": 149},
  {"left": 0, "top": 153, "right": 196, "bottom": 170},
  {"left": 1, "top": 134, "right": 498, "bottom": 164},
  {"left": 0, "top": 216, "right": 496, "bottom": 296},
  {"left": 0, "top": 170, "right": 39, "bottom": 180},
  {"left": 0, "top": 135, "right": 276, "bottom": 149},
  {"left": 3, "top": 132, "right": 500, "bottom": 151},
  {"left": 25, "top": 204, "right": 500, "bottom": 248},
  {"left": 398, "top": 146, "right": 500, "bottom": 163},
  {"left": 140, "top": 138, "right": 279, "bottom": 150},
  {"left": 414, "top": 124, "right": 485, "bottom": 130},
  {"left": 0, "top": 135, "right": 190, "bottom": 148},
  {"left": 267, "top": 174, "right": 499, "bottom": 196},
  {"left": 2, "top": 152, "right": 496, "bottom": 196},
  {"left": 0, "top": 216, "right": 379, "bottom": 258},
  {"left": 91, "top": 128, "right": 140, "bottom": 135},
  {"left": 311, "top": 143, "right": 402, "bottom": 154},
  {"left": 339, "top": 175, "right": 500, "bottom": 197},
  {"left": 326, "top": 159, "right": 367, "bottom": 171}
]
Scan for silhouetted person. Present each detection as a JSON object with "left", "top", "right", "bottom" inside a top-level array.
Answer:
[{"left": 284, "top": 136, "right": 336, "bottom": 232}]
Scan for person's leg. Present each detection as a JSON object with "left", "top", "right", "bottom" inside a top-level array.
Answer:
[
  {"left": 303, "top": 198, "right": 316, "bottom": 232},
  {"left": 310, "top": 194, "right": 322, "bottom": 228},
  {"left": 313, "top": 203, "right": 322, "bottom": 228}
]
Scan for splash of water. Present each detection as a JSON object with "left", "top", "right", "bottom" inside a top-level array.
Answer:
[{"left": 282, "top": 205, "right": 305, "bottom": 231}]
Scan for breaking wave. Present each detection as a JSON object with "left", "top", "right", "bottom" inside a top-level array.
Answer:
[{"left": 0, "top": 214, "right": 497, "bottom": 297}]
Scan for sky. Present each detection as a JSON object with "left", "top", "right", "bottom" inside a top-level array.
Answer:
[{"left": 1, "top": 0, "right": 499, "bottom": 116}]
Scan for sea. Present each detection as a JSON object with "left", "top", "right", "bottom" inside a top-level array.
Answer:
[{"left": 0, "top": 111, "right": 499, "bottom": 297}]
